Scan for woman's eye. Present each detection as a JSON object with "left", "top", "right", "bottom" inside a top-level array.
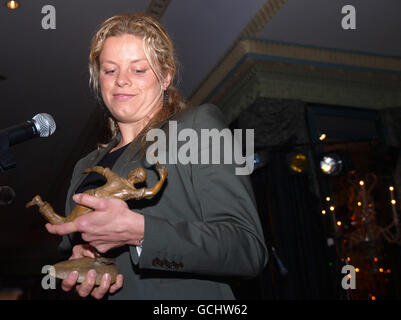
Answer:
[
  {"left": 104, "top": 70, "right": 116, "bottom": 75},
  {"left": 134, "top": 69, "right": 146, "bottom": 74}
]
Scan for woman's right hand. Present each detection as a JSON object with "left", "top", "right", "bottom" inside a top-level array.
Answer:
[{"left": 61, "top": 244, "right": 123, "bottom": 299}]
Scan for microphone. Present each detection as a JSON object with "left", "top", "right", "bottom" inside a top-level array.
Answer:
[{"left": 0, "top": 113, "right": 56, "bottom": 147}]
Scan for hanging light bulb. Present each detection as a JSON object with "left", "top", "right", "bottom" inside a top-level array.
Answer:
[
  {"left": 319, "top": 153, "right": 343, "bottom": 175},
  {"left": 6, "top": 0, "right": 19, "bottom": 9}
]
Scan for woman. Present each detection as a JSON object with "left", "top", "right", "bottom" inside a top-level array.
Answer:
[{"left": 46, "top": 13, "right": 268, "bottom": 300}]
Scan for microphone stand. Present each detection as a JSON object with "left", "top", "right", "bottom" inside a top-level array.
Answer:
[
  {"left": 0, "top": 134, "right": 16, "bottom": 172},
  {"left": 269, "top": 244, "right": 288, "bottom": 277},
  {"left": 0, "top": 135, "right": 17, "bottom": 205}
]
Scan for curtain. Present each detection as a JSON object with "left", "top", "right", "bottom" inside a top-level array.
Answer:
[
  {"left": 233, "top": 97, "right": 336, "bottom": 299},
  {"left": 251, "top": 151, "right": 336, "bottom": 299}
]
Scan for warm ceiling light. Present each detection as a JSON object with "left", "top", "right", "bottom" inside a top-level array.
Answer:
[
  {"left": 289, "top": 153, "right": 308, "bottom": 173},
  {"left": 320, "top": 154, "right": 343, "bottom": 176},
  {"left": 6, "top": 0, "right": 19, "bottom": 9}
]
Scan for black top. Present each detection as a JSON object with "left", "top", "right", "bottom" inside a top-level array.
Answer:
[{"left": 75, "top": 144, "right": 129, "bottom": 194}]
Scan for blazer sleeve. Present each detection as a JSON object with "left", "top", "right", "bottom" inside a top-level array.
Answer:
[{"left": 138, "top": 104, "right": 268, "bottom": 278}]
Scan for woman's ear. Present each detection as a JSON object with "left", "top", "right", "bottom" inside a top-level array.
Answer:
[{"left": 162, "top": 72, "right": 172, "bottom": 90}]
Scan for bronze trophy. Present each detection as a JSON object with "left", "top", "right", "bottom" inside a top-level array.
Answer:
[{"left": 26, "top": 161, "right": 167, "bottom": 285}]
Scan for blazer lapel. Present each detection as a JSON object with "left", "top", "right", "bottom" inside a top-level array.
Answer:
[
  {"left": 68, "top": 136, "right": 120, "bottom": 196},
  {"left": 112, "top": 137, "right": 142, "bottom": 171},
  {"left": 112, "top": 113, "right": 175, "bottom": 172}
]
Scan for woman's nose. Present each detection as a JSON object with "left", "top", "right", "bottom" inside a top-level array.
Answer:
[{"left": 115, "top": 71, "right": 131, "bottom": 87}]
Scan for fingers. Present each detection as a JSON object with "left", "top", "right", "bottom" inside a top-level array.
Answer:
[
  {"left": 90, "top": 273, "right": 111, "bottom": 300},
  {"left": 45, "top": 222, "right": 78, "bottom": 235},
  {"left": 61, "top": 270, "right": 123, "bottom": 299},
  {"left": 109, "top": 274, "right": 124, "bottom": 294},
  {"left": 44, "top": 194, "right": 106, "bottom": 236},
  {"left": 70, "top": 244, "right": 96, "bottom": 260},
  {"left": 76, "top": 269, "right": 97, "bottom": 298},
  {"left": 61, "top": 271, "right": 79, "bottom": 292},
  {"left": 76, "top": 271, "right": 121, "bottom": 300},
  {"left": 90, "top": 243, "right": 111, "bottom": 254},
  {"left": 73, "top": 193, "right": 106, "bottom": 211}
]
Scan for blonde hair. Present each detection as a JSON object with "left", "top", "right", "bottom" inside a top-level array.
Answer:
[{"left": 89, "top": 13, "right": 187, "bottom": 147}]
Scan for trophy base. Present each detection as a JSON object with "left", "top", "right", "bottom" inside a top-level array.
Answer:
[{"left": 48, "top": 257, "right": 119, "bottom": 286}]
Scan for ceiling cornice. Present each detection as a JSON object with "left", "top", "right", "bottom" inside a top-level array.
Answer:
[
  {"left": 189, "top": 36, "right": 401, "bottom": 108},
  {"left": 238, "top": 0, "right": 288, "bottom": 38},
  {"left": 146, "top": 0, "right": 172, "bottom": 19},
  {"left": 188, "top": 0, "right": 288, "bottom": 103}
]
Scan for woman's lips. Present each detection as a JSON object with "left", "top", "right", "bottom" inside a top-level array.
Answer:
[{"left": 113, "top": 94, "right": 135, "bottom": 101}]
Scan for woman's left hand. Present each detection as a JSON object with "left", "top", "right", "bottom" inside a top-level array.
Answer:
[{"left": 45, "top": 193, "right": 144, "bottom": 253}]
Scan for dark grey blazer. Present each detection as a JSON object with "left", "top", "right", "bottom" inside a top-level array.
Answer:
[{"left": 59, "top": 104, "right": 268, "bottom": 300}]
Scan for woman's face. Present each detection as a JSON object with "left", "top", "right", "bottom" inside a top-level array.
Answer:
[{"left": 99, "top": 34, "right": 168, "bottom": 125}]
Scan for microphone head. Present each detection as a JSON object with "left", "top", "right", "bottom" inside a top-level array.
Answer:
[{"left": 32, "top": 113, "right": 56, "bottom": 137}]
